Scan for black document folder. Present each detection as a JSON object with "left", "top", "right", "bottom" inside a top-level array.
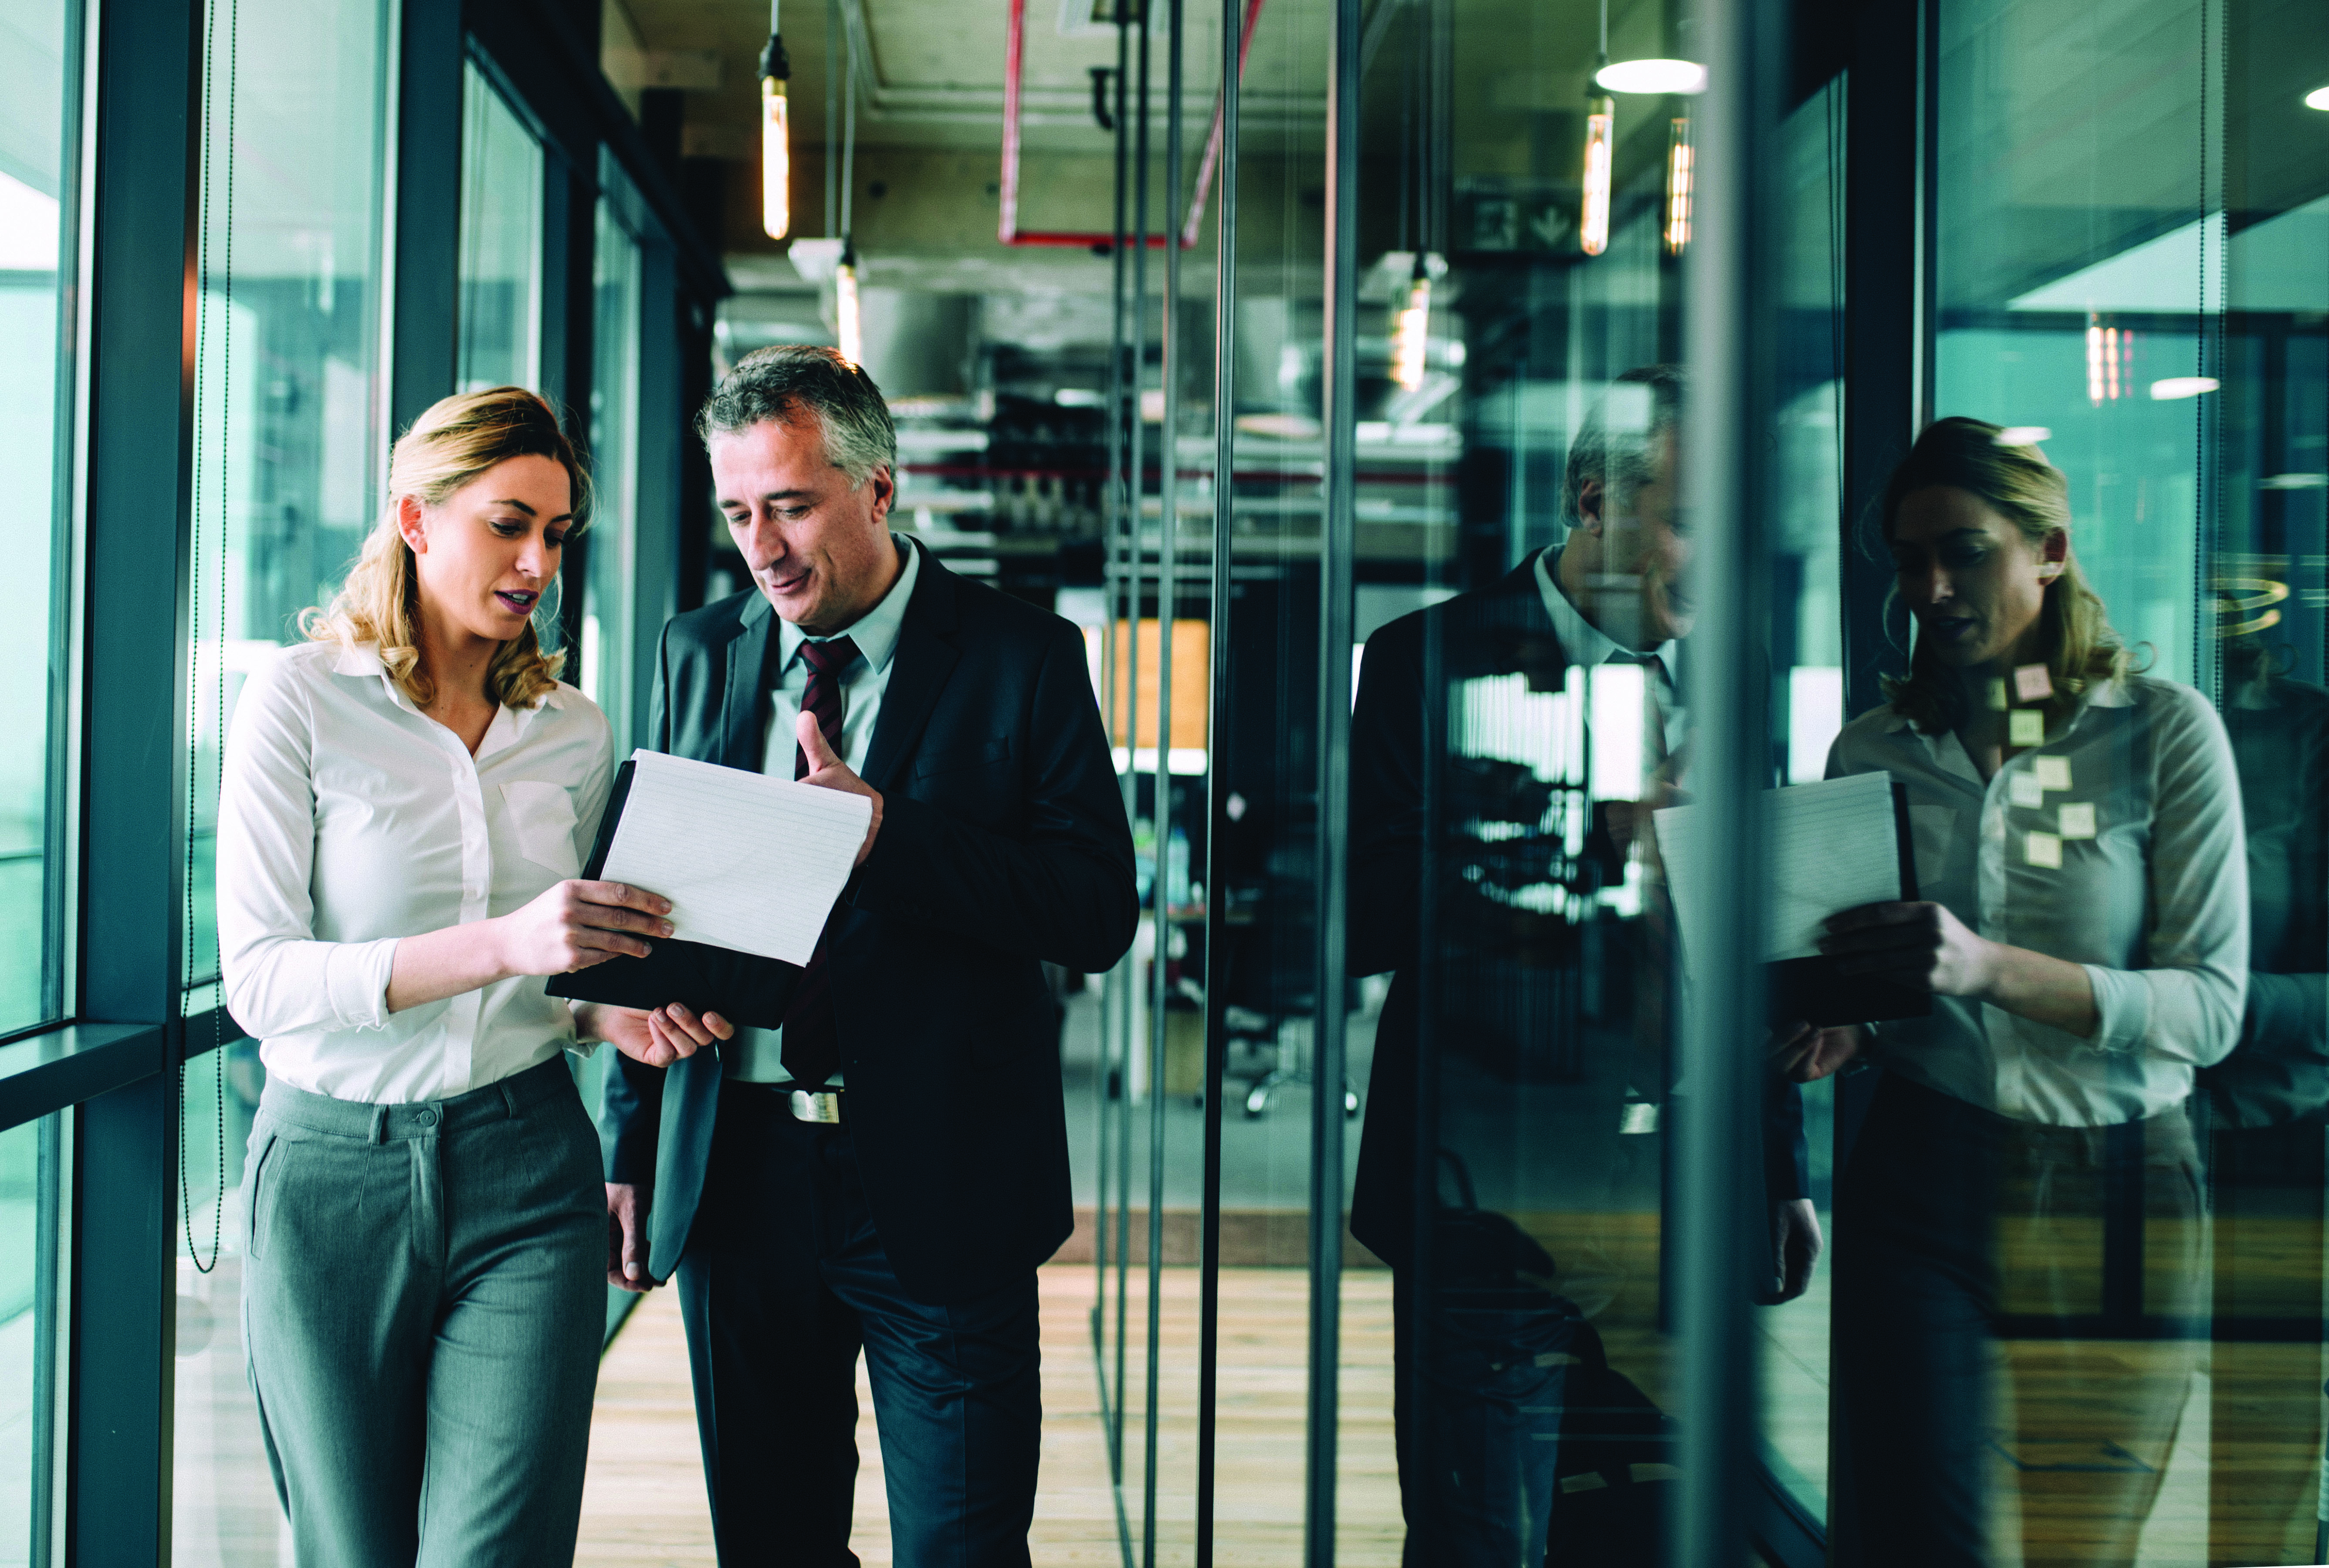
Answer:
[
  {"left": 1763, "top": 780, "right": 1930, "bottom": 1028},
  {"left": 544, "top": 760, "right": 803, "bottom": 1029}
]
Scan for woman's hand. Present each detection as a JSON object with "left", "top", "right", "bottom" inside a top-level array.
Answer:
[
  {"left": 1816, "top": 900, "right": 2099, "bottom": 1036},
  {"left": 493, "top": 880, "right": 673, "bottom": 977},
  {"left": 1770, "top": 1021, "right": 1864, "bottom": 1082},
  {"left": 578, "top": 1001, "right": 733, "bottom": 1068},
  {"left": 1818, "top": 901, "right": 1997, "bottom": 996}
]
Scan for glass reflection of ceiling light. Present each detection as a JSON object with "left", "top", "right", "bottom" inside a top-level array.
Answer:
[
  {"left": 2150, "top": 376, "right": 2219, "bottom": 400},
  {"left": 1996, "top": 426, "right": 2051, "bottom": 446},
  {"left": 1596, "top": 58, "right": 1709, "bottom": 95},
  {"left": 834, "top": 242, "right": 861, "bottom": 365},
  {"left": 1581, "top": 0, "right": 1613, "bottom": 258},
  {"left": 1581, "top": 97, "right": 1614, "bottom": 256},
  {"left": 1663, "top": 118, "right": 1693, "bottom": 254},
  {"left": 2307, "top": 85, "right": 2329, "bottom": 110},
  {"left": 758, "top": 3, "right": 791, "bottom": 240},
  {"left": 1393, "top": 264, "right": 1431, "bottom": 392}
]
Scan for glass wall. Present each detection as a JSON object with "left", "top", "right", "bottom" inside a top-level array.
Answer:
[
  {"left": 0, "top": 0, "right": 78, "bottom": 1039},
  {"left": 583, "top": 154, "right": 644, "bottom": 743},
  {"left": 1869, "top": 0, "right": 2329, "bottom": 1562},
  {"left": 456, "top": 60, "right": 545, "bottom": 396},
  {"left": 173, "top": 0, "right": 391, "bottom": 1556}
]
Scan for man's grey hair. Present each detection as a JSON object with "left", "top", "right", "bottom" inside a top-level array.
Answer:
[
  {"left": 696, "top": 344, "right": 898, "bottom": 488},
  {"left": 1560, "top": 363, "right": 1684, "bottom": 529}
]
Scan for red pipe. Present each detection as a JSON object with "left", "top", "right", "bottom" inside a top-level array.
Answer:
[{"left": 998, "top": 0, "right": 1264, "bottom": 250}]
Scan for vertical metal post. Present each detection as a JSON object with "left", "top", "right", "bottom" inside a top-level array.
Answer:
[
  {"left": 1194, "top": 0, "right": 1239, "bottom": 1554},
  {"left": 1095, "top": 3, "right": 1132, "bottom": 1409},
  {"left": 389, "top": 0, "right": 463, "bottom": 434},
  {"left": 1141, "top": 4, "right": 1184, "bottom": 1561},
  {"left": 71, "top": 0, "right": 203, "bottom": 1554},
  {"left": 1307, "top": 0, "right": 1360, "bottom": 1562},
  {"left": 1117, "top": 0, "right": 1152, "bottom": 1502},
  {"left": 1674, "top": 0, "right": 1781, "bottom": 1558}
]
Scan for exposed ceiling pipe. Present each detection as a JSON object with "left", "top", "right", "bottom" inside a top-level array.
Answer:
[{"left": 999, "top": 0, "right": 1263, "bottom": 249}]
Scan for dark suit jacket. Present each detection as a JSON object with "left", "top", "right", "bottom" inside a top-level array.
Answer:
[
  {"left": 599, "top": 540, "right": 1139, "bottom": 1303},
  {"left": 1346, "top": 551, "right": 1805, "bottom": 1271}
]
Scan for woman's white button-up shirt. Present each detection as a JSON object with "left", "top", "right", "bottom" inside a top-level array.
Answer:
[
  {"left": 1827, "top": 674, "right": 2248, "bottom": 1127},
  {"left": 217, "top": 639, "right": 616, "bottom": 1104}
]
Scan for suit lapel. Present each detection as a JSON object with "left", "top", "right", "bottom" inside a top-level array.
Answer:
[
  {"left": 719, "top": 593, "right": 777, "bottom": 771},
  {"left": 861, "top": 544, "right": 961, "bottom": 795}
]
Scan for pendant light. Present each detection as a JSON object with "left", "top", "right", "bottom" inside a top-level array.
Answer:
[
  {"left": 1393, "top": 256, "right": 1431, "bottom": 392},
  {"left": 1581, "top": 0, "right": 1614, "bottom": 257},
  {"left": 835, "top": 241, "right": 862, "bottom": 364},
  {"left": 1662, "top": 116, "right": 1693, "bottom": 254},
  {"left": 758, "top": 0, "right": 791, "bottom": 239}
]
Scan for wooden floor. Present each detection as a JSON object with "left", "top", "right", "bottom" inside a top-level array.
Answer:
[{"left": 575, "top": 1265, "right": 1405, "bottom": 1565}]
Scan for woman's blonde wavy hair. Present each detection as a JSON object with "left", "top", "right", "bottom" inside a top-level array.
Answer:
[
  {"left": 1878, "top": 416, "right": 2135, "bottom": 734},
  {"left": 303, "top": 386, "right": 589, "bottom": 711}
]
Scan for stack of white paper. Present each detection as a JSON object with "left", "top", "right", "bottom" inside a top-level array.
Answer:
[
  {"left": 1654, "top": 771, "right": 1903, "bottom": 964},
  {"left": 597, "top": 749, "right": 873, "bottom": 966}
]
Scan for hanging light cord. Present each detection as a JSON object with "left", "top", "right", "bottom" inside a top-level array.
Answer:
[{"left": 182, "top": 0, "right": 235, "bottom": 1279}]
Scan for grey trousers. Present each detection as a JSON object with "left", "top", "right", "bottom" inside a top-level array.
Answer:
[{"left": 242, "top": 1056, "right": 605, "bottom": 1567}]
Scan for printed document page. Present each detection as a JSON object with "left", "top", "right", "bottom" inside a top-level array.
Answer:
[
  {"left": 597, "top": 749, "right": 872, "bottom": 966},
  {"left": 1653, "top": 772, "right": 1902, "bottom": 964}
]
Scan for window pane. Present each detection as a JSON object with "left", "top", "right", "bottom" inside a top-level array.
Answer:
[
  {"left": 175, "top": 0, "right": 390, "bottom": 1554},
  {"left": 0, "top": 0, "right": 78, "bottom": 1037},
  {"left": 584, "top": 171, "right": 643, "bottom": 743},
  {"left": 0, "top": 1112, "right": 66, "bottom": 1567},
  {"left": 182, "top": 0, "right": 391, "bottom": 1007},
  {"left": 456, "top": 61, "right": 543, "bottom": 395}
]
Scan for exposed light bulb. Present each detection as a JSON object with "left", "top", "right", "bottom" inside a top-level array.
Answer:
[
  {"left": 1663, "top": 118, "right": 1693, "bottom": 255},
  {"left": 835, "top": 247, "right": 862, "bottom": 365},
  {"left": 1595, "top": 58, "right": 1708, "bottom": 95},
  {"left": 1581, "top": 96, "right": 1614, "bottom": 257},
  {"left": 759, "top": 32, "right": 792, "bottom": 240},
  {"left": 1393, "top": 270, "right": 1431, "bottom": 392}
]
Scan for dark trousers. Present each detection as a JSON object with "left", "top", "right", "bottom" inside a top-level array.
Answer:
[
  {"left": 1831, "top": 1073, "right": 2204, "bottom": 1568},
  {"left": 674, "top": 1084, "right": 1043, "bottom": 1567}
]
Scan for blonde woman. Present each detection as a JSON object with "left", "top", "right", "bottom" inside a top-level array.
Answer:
[
  {"left": 218, "top": 387, "right": 717, "bottom": 1564},
  {"left": 1783, "top": 418, "right": 2246, "bottom": 1565}
]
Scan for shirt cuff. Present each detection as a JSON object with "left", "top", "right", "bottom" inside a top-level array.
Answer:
[
  {"left": 2082, "top": 963, "right": 2151, "bottom": 1053},
  {"left": 326, "top": 938, "right": 401, "bottom": 1031}
]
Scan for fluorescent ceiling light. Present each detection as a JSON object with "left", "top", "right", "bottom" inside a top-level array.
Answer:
[
  {"left": 1594, "top": 58, "right": 1707, "bottom": 95},
  {"left": 2150, "top": 376, "right": 2219, "bottom": 401}
]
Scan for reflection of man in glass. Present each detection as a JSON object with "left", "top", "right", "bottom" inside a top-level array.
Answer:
[{"left": 1349, "top": 366, "right": 1817, "bottom": 1566}]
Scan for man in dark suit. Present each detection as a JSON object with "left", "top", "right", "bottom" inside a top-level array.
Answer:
[
  {"left": 599, "top": 345, "right": 1137, "bottom": 1565},
  {"left": 1347, "top": 366, "right": 1816, "bottom": 1565}
]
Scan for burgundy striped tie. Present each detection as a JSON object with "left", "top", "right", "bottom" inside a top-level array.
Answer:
[{"left": 781, "top": 635, "right": 859, "bottom": 1086}]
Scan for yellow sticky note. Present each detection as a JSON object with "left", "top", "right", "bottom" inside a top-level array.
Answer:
[
  {"left": 2009, "top": 710, "right": 2046, "bottom": 746},
  {"left": 2058, "top": 801, "right": 2096, "bottom": 839},
  {"left": 2014, "top": 663, "right": 2054, "bottom": 701},
  {"left": 2026, "top": 831, "right": 2063, "bottom": 868},
  {"left": 2009, "top": 771, "right": 2045, "bottom": 808},
  {"left": 1986, "top": 678, "right": 2010, "bottom": 712},
  {"left": 2034, "top": 755, "right": 2072, "bottom": 791}
]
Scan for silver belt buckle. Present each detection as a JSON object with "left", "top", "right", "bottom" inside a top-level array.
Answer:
[{"left": 788, "top": 1089, "right": 843, "bottom": 1125}]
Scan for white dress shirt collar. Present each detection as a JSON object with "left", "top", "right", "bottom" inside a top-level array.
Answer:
[
  {"left": 324, "top": 637, "right": 570, "bottom": 758},
  {"left": 1533, "top": 545, "right": 1676, "bottom": 687},
  {"left": 775, "top": 533, "right": 921, "bottom": 679}
]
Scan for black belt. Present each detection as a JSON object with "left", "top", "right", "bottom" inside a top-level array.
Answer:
[{"left": 730, "top": 1080, "right": 845, "bottom": 1125}]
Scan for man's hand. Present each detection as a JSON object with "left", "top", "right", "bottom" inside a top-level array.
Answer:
[
  {"left": 579, "top": 1002, "right": 734, "bottom": 1068},
  {"left": 607, "top": 1182, "right": 653, "bottom": 1291},
  {"left": 1770, "top": 1020, "right": 1864, "bottom": 1083},
  {"left": 796, "top": 710, "right": 884, "bottom": 866},
  {"left": 1818, "top": 900, "right": 1997, "bottom": 996},
  {"left": 1772, "top": 1197, "right": 1823, "bottom": 1302}
]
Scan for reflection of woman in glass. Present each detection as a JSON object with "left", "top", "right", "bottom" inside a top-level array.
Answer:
[
  {"left": 218, "top": 389, "right": 705, "bottom": 1561},
  {"left": 1784, "top": 418, "right": 2245, "bottom": 1566}
]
